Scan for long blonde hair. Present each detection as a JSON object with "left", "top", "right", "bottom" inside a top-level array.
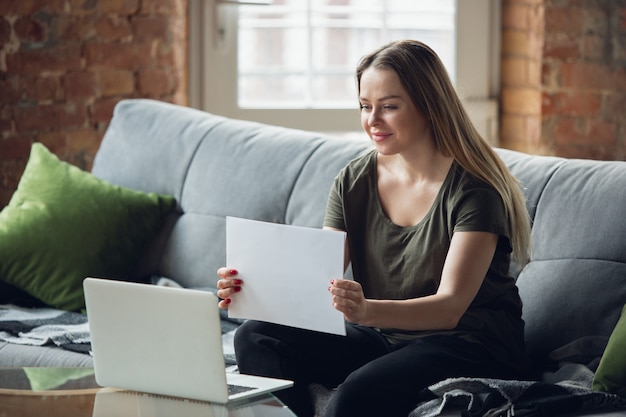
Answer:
[{"left": 356, "top": 40, "right": 531, "bottom": 266}]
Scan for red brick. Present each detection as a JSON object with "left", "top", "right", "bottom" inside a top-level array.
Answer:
[
  {"left": 96, "top": 15, "right": 132, "bottom": 41},
  {"left": 614, "top": 68, "right": 626, "bottom": 91},
  {"left": 66, "top": 128, "right": 100, "bottom": 169},
  {"left": 543, "top": 34, "right": 580, "bottom": 61},
  {"left": 51, "top": 15, "right": 96, "bottom": 41},
  {"left": 98, "top": 0, "right": 140, "bottom": 15},
  {"left": 14, "top": 104, "right": 63, "bottom": 131},
  {"left": 132, "top": 15, "right": 169, "bottom": 41},
  {"left": 0, "top": 0, "right": 49, "bottom": 15},
  {"left": 156, "top": 44, "right": 175, "bottom": 68},
  {"left": 38, "top": 130, "right": 67, "bottom": 153},
  {"left": 541, "top": 92, "right": 554, "bottom": 116},
  {"left": 138, "top": 68, "right": 172, "bottom": 96},
  {"left": 0, "top": 157, "right": 30, "bottom": 207},
  {"left": 64, "top": 101, "right": 89, "bottom": 128},
  {"left": 583, "top": 8, "right": 609, "bottom": 37},
  {"left": 0, "top": 105, "right": 14, "bottom": 133},
  {"left": 13, "top": 103, "right": 87, "bottom": 132},
  {"left": 552, "top": 92, "right": 602, "bottom": 117},
  {"left": 91, "top": 97, "right": 120, "bottom": 123},
  {"left": 0, "top": 78, "right": 21, "bottom": 105},
  {"left": 587, "top": 119, "right": 617, "bottom": 145},
  {"left": 84, "top": 42, "right": 153, "bottom": 69},
  {"left": 541, "top": 61, "right": 560, "bottom": 89},
  {"left": 97, "top": 70, "right": 135, "bottom": 96},
  {"left": 140, "top": 0, "right": 185, "bottom": 16},
  {"left": 553, "top": 117, "right": 586, "bottom": 145},
  {"left": 545, "top": 6, "right": 586, "bottom": 33},
  {"left": 14, "top": 17, "right": 47, "bottom": 43},
  {"left": 605, "top": 92, "right": 626, "bottom": 115},
  {"left": 0, "top": 137, "right": 31, "bottom": 160},
  {"left": 6, "top": 45, "right": 82, "bottom": 76},
  {"left": 63, "top": 0, "right": 97, "bottom": 16},
  {"left": 561, "top": 61, "right": 614, "bottom": 90},
  {"left": 552, "top": 116, "right": 617, "bottom": 147},
  {"left": 614, "top": 38, "right": 626, "bottom": 64},
  {"left": 65, "top": 71, "right": 97, "bottom": 100},
  {"left": 554, "top": 144, "right": 618, "bottom": 161},
  {"left": 0, "top": 17, "right": 11, "bottom": 44},
  {"left": 582, "top": 35, "right": 607, "bottom": 61},
  {"left": 21, "top": 76, "right": 62, "bottom": 101}
]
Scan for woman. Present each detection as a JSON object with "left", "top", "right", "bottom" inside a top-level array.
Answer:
[{"left": 217, "top": 39, "right": 531, "bottom": 417}]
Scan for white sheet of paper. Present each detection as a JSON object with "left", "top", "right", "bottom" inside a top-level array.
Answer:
[{"left": 226, "top": 217, "right": 347, "bottom": 336}]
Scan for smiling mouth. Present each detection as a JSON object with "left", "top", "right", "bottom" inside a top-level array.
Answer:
[{"left": 371, "top": 133, "right": 391, "bottom": 142}]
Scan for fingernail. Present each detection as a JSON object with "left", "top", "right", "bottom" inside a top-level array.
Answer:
[
  {"left": 225, "top": 298, "right": 231, "bottom": 304},
  {"left": 234, "top": 279, "right": 243, "bottom": 285},
  {"left": 229, "top": 269, "right": 238, "bottom": 275},
  {"left": 234, "top": 286, "right": 241, "bottom": 292},
  {"left": 330, "top": 279, "right": 335, "bottom": 285}
]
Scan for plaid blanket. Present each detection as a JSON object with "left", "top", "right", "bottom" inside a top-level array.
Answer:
[
  {"left": 0, "top": 304, "right": 91, "bottom": 353},
  {"left": 411, "top": 337, "right": 626, "bottom": 417},
  {"left": 410, "top": 376, "right": 626, "bottom": 417}
]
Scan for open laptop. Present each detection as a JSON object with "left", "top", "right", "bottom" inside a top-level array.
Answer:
[{"left": 83, "top": 277, "right": 293, "bottom": 403}]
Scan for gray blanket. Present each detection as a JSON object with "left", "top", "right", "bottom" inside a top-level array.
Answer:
[
  {"left": 411, "top": 376, "right": 626, "bottom": 417},
  {"left": 411, "top": 337, "right": 626, "bottom": 417},
  {"left": 0, "top": 304, "right": 91, "bottom": 353}
]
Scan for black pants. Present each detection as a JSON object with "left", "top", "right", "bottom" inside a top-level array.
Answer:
[{"left": 234, "top": 320, "right": 518, "bottom": 417}]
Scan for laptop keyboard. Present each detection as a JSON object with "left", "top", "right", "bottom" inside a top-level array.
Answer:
[{"left": 228, "top": 383, "right": 256, "bottom": 395}]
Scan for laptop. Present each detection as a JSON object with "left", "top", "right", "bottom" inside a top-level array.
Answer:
[{"left": 83, "top": 277, "right": 293, "bottom": 403}]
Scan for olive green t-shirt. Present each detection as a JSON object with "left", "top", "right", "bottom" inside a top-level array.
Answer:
[{"left": 324, "top": 150, "right": 526, "bottom": 373}]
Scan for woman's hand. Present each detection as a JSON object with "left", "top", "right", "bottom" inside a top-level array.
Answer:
[
  {"left": 216, "top": 267, "right": 242, "bottom": 309},
  {"left": 329, "top": 279, "right": 370, "bottom": 324}
]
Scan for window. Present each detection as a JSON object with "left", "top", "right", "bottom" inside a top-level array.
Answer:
[{"left": 189, "top": 0, "right": 501, "bottom": 144}]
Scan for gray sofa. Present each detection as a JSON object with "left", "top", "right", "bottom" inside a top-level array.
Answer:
[{"left": 1, "top": 99, "right": 624, "bottom": 416}]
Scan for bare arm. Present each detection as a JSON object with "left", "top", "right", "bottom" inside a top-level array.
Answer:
[{"left": 329, "top": 231, "right": 498, "bottom": 331}]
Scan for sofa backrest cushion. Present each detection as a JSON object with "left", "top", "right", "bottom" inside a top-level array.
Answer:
[
  {"left": 496, "top": 148, "right": 626, "bottom": 366},
  {"left": 92, "top": 99, "right": 371, "bottom": 288}
]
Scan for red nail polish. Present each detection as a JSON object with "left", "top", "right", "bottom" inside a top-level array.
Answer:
[
  {"left": 234, "top": 286, "right": 241, "bottom": 292},
  {"left": 234, "top": 279, "right": 243, "bottom": 285},
  {"left": 330, "top": 279, "right": 335, "bottom": 285},
  {"left": 225, "top": 298, "right": 231, "bottom": 304},
  {"left": 229, "top": 269, "right": 238, "bottom": 275}
]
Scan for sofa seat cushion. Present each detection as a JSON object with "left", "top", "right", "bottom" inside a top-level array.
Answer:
[{"left": 0, "top": 143, "right": 176, "bottom": 311}]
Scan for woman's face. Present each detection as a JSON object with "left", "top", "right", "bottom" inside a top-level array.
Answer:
[{"left": 358, "top": 67, "right": 432, "bottom": 156}]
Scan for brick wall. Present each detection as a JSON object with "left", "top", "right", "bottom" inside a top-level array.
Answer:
[
  {"left": 0, "top": 0, "right": 188, "bottom": 208},
  {"left": 502, "top": 0, "right": 626, "bottom": 160}
]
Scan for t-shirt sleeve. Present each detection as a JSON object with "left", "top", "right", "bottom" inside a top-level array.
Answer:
[
  {"left": 453, "top": 186, "right": 512, "bottom": 252},
  {"left": 323, "top": 174, "right": 346, "bottom": 231}
]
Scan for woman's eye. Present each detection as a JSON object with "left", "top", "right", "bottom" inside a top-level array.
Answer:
[
  {"left": 383, "top": 105, "right": 397, "bottom": 110},
  {"left": 359, "top": 104, "right": 371, "bottom": 111}
]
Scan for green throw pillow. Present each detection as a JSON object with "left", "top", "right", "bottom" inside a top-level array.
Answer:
[
  {"left": 593, "top": 303, "right": 626, "bottom": 397},
  {"left": 0, "top": 143, "right": 176, "bottom": 311}
]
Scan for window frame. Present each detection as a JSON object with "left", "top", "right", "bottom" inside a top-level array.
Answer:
[{"left": 189, "top": 0, "right": 501, "bottom": 143}]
